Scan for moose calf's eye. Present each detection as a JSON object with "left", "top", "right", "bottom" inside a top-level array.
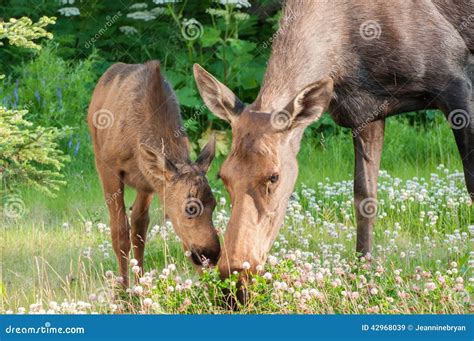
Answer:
[{"left": 269, "top": 173, "right": 279, "bottom": 183}]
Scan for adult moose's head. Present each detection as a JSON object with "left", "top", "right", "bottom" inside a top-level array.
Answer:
[{"left": 193, "top": 64, "right": 333, "bottom": 283}]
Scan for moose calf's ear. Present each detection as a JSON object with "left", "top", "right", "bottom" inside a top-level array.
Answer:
[
  {"left": 284, "top": 77, "right": 334, "bottom": 130},
  {"left": 138, "top": 143, "right": 178, "bottom": 182},
  {"left": 195, "top": 134, "right": 216, "bottom": 173},
  {"left": 193, "top": 63, "right": 245, "bottom": 124}
]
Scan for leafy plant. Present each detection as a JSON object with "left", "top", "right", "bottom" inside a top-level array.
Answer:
[
  {"left": 1, "top": 15, "right": 69, "bottom": 197},
  {"left": 0, "top": 107, "right": 70, "bottom": 195}
]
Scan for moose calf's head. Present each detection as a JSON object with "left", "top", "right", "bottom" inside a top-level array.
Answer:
[
  {"left": 193, "top": 64, "right": 333, "bottom": 281},
  {"left": 138, "top": 137, "right": 220, "bottom": 269}
]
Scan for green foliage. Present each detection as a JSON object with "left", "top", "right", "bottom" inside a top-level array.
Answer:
[
  {"left": 1, "top": 15, "right": 69, "bottom": 196},
  {"left": 1, "top": 44, "right": 100, "bottom": 129},
  {"left": 0, "top": 107, "right": 70, "bottom": 196},
  {"left": 0, "top": 15, "right": 56, "bottom": 79}
]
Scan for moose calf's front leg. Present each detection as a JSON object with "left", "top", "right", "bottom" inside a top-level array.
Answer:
[
  {"left": 353, "top": 120, "right": 385, "bottom": 255},
  {"left": 131, "top": 191, "right": 153, "bottom": 274},
  {"left": 102, "top": 177, "right": 131, "bottom": 287}
]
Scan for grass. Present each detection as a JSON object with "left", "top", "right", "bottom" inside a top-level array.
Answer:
[{"left": 1, "top": 117, "right": 472, "bottom": 314}]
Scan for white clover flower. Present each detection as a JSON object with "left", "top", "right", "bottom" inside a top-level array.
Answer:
[
  {"left": 425, "top": 282, "right": 436, "bottom": 291},
  {"left": 132, "top": 265, "right": 141, "bottom": 274},
  {"left": 268, "top": 255, "right": 278, "bottom": 266},
  {"left": 143, "top": 298, "right": 153, "bottom": 307},
  {"left": 130, "top": 259, "right": 138, "bottom": 267},
  {"left": 242, "top": 261, "right": 251, "bottom": 270},
  {"left": 263, "top": 272, "right": 272, "bottom": 280},
  {"left": 133, "top": 285, "right": 144, "bottom": 295},
  {"left": 370, "top": 287, "right": 378, "bottom": 295}
]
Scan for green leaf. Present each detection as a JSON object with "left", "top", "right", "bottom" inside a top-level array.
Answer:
[
  {"left": 200, "top": 27, "right": 221, "bottom": 48},
  {"left": 175, "top": 86, "right": 201, "bottom": 108}
]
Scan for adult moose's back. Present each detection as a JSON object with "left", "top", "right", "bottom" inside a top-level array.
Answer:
[{"left": 193, "top": 0, "right": 474, "bottom": 284}]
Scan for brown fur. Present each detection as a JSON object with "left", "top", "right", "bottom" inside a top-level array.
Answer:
[
  {"left": 194, "top": 0, "right": 474, "bottom": 303},
  {"left": 88, "top": 61, "right": 219, "bottom": 285}
]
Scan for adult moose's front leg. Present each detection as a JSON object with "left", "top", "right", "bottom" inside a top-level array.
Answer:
[{"left": 353, "top": 120, "right": 385, "bottom": 255}]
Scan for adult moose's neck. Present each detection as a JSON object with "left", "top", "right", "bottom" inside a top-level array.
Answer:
[{"left": 256, "top": 0, "right": 347, "bottom": 112}]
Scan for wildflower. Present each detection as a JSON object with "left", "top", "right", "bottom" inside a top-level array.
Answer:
[
  {"left": 315, "top": 272, "right": 324, "bottom": 282},
  {"left": 242, "top": 261, "right": 251, "bottom": 270},
  {"left": 256, "top": 264, "right": 263, "bottom": 272},
  {"left": 133, "top": 285, "right": 144, "bottom": 295},
  {"left": 97, "top": 223, "right": 106, "bottom": 232},
  {"left": 167, "top": 264, "right": 176, "bottom": 272},
  {"left": 130, "top": 259, "right": 138, "bottom": 267},
  {"left": 184, "top": 250, "right": 192, "bottom": 257},
  {"left": 425, "top": 282, "right": 436, "bottom": 291},
  {"left": 132, "top": 265, "right": 141, "bottom": 274},
  {"left": 268, "top": 255, "right": 278, "bottom": 266},
  {"left": 143, "top": 298, "right": 153, "bottom": 307},
  {"left": 370, "top": 287, "right": 378, "bottom": 295},
  {"left": 263, "top": 272, "right": 272, "bottom": 280}
]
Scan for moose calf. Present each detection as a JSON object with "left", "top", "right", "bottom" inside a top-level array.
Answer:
[{"left": 88, "top": 61, "right": 220, "bottom": 286}]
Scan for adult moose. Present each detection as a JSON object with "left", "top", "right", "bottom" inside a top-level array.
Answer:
[
  {"left": 194, "top": 0, "right": 474, "bottom": 282},
  {"left": 88, "top": 61, "right": 220, "bottom": 286}
]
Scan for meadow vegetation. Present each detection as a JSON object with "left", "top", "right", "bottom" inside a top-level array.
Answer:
[{"left": 0, "top": 0, "right": 472, "bottom": 314}]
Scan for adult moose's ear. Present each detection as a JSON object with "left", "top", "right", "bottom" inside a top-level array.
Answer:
[
  {"left": 138, "top": 143, "right": 179, "bottom": 182},
  {"left": 195, "top": 134, "right": 216, "bottom": 173},
  {"left": 277, "top": 77, "right": 334, "bottom": 131},
  {"left": 193, "top": 64, "right": 245, "bottom": 124}
]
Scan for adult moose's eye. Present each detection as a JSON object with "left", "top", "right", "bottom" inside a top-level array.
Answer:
[
  {"left": 183, "top": 198, "right": 204, "bottom": 218},
  {"left": 269, "top": 173, "right": 279, "bottom": 183}
]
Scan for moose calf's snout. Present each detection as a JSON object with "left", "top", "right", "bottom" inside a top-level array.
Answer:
[{"left": 190, "top": 245, "right": 221, "bottom": 267}]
